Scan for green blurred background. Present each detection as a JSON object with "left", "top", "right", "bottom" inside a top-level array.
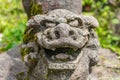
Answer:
[
  {"left": 0, "top": 0, "right": 27, "bottom": 52},
  {"left": 0, "top": 0, "right": 120, "bottom": 55}
]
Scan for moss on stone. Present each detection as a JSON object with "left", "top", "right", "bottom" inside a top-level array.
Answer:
[
  {"left": 21, "top": 47, "right": 29, "bottom": 61},
  {"left": 30, "top": 0, "right": 43, "bottom": 16},
  {"left": 16, "top": 72, "right": 27, "bottom": 80},
  {"left": 23, "top": 32, "right": 35, "bottom": 44}
]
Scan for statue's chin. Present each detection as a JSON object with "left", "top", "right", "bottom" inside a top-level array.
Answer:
[{"left": 44, "top": 47, "right": 81, "bottom": 63}]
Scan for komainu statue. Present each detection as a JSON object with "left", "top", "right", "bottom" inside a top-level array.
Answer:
[{"left": 21, "top": 9, "right": 100, "bottom": 80}]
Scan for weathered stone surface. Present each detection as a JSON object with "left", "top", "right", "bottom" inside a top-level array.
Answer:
[
  {"left": 22, "top": 0, "right": 82, "bottom": 18},
  {"left": 89, "top": 48, "right": 120, "bottom": 80},
  {"left": 21, "top": 9, "right": 100, "bottom": 80},
  {"left": 98, "top": 48, "right": 120, "bottom": 68},
  {"left": 0, "top": 45, "right": 27, "bottom": 80}
]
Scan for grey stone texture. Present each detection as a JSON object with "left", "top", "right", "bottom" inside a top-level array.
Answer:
[{"left": 0, "top": 45, "right": 27, "bottom": 80}]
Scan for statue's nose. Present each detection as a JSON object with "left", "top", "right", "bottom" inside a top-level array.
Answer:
[
  {"left": 54, "top": 23, "right": 75, "bottom": 38},
  {"left": 44, "top": 23, "right": 77, "bottom": 41}
]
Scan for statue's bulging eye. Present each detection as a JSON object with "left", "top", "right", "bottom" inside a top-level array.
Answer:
[
  {"left": 38, "top": 20, "right": 50, "bottom": 30},
  {"left": 69, "top": 20, "right": 79, "bottom": 27},
  {"left": 68, "top": 19, "right": 83, "bottom": 28},
  {"left": 40, "top": 20, "right": 58, "bottom": 29},
  {"left": 46, "top": 22, "right": 56, "bottom": 28},
  {"left": 77, "top": 18, "right": 83, "bottom": 26}
]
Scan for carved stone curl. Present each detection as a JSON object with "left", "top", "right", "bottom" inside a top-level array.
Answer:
[{"left": 21, "top": 9, "right": 100, "bottom": 80}]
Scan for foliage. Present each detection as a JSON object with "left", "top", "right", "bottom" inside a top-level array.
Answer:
[
  {"left": 0, "top": 0, "right": 27, "bottom": 52},
  {"left": 83, "top": 0, "right": 120, "bottom": 55}
]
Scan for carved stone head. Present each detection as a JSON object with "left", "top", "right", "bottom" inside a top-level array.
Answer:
[{"left": 21, "top": 9, "right": 99, "bottom": 80}]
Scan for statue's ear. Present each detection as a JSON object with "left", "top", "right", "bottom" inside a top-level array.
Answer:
[{"left": 83, "top": 16, "right": 99, "bottom": 28}]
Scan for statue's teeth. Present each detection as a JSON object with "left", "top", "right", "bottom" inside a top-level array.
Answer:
[{"left": 51, "top": 48, "right": 56, "bottom": 51}]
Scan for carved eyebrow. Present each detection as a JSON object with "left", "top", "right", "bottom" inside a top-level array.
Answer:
[
  {"left": 77, "top": 18, "right": 83, "bottom": 26},
  {"left": 68, "top": 19, "right": 83, "bottom": 27},
  {"left": 46, "top": 21, "right": 55, "bottom": 23}
]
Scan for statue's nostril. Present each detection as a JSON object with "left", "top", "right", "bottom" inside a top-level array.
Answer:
[
  {"left": 73, "top": 36, "right": 77, "bottom": 40},
  {"left": 69, "top": 30, "right": 74, "bottom": 36},
  {"left": 69, "top": 30, "right": 77, "bottom": 40},
  {"left": 54, "top": 30, "right": 60, "bottom": 39},
  {"left": 47, "top": 32, "right": 52, "bottom": 40}
]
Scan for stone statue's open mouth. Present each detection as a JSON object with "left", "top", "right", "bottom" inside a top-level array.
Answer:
[{"left": 44, "top": 47, "right": 81, "bottom": 62}]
